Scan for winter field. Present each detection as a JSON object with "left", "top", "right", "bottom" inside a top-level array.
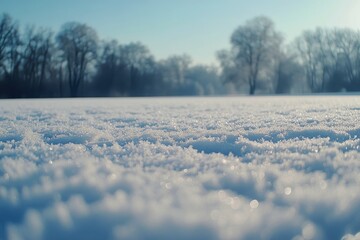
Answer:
[{"left": 1, "top": 96, "right": 360, "bottom": 240}]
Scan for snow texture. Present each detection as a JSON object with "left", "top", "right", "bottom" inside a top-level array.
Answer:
[{"left": 1, "top": 96, "right": 360, "bottom": 240}]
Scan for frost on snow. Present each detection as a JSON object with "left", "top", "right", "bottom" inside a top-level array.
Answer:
[{"left": 0, "top": 96, "right": 360, "bottom": 240}]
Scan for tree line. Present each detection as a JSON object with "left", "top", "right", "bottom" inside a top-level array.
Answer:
[
  {"left": 219, "top": 16, "right": 360, "bottom": 94},
  {"left": 1, "top": 13, "right": 360, "bottom": 98}
]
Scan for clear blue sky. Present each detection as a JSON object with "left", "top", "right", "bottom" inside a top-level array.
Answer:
[{"left": 1, "top": 0, "right": 359, "bottom": 65}]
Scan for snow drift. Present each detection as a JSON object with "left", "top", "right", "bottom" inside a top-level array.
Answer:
[{"left": 1, "top": 96, "right": 360, "bottom": 240}]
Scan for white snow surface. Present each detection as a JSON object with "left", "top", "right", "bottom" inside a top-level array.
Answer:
[{"left": 1, "top": 96, "right": 360, "bottom": 240}]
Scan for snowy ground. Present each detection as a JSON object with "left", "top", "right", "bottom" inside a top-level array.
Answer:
[{"left": 1, "top": 96, "right": 360, "bottom": 240}]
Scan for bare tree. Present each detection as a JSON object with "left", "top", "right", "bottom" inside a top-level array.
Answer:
[
  {"left": 274, "top": 51, "right": 304, "bottom": 94},
  {"left": 118, "top": 42, "right": 158, "bottom": 96},
  {"left": 0, "top": 14, "right": 16, "bottom": 73},
  {"left": 230, "top": 16, "right": 283, "bottom": 94},
  {"left": 57, "top": 22, "right": 98, "bottom": 97},
  {"left": 296, "top": 29, "right": 336, "bottom": 92},
  {"left": 295, "top": 28, "right": 360, "bottom": 92},
  {"left": 0, "top": 14, "right": 22, "bottom": 97},
  {"left": 332, "top": 29, "right": 360, "bottom": 90},
  {"left": 22, "top": 27, "right": 53, "bottom": 97},
  {"left": 159, "top": 54, "right": 192, "bottom": 87},
  {"left": 93, "top": 40, "right": 123, "bottom": 96},
  {"left": 118, "top": 42, "right": 153, "bottom": 69}
]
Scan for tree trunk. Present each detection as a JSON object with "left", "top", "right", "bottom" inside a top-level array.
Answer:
[{"left": 249, "top": 85, "right": 256, "bottom": 95}]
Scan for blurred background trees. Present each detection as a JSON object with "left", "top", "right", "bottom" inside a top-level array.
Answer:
[
  {"left": 295, "top": 28, "right": 360, "bottom": 93},
  {"left": 57, "top": 22, "right": 98, "bottom": 97},
  {"left": 22, "top": 27, "right": 53, "bottom": 97},
  {"left": 228, "top": 16, "right": 283, "bottom": 95},
  {"left": 1, "top": 12, "right": 360, "bottom": 98}
]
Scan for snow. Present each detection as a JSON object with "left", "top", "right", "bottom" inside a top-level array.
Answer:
[{"left": 0, "top": 96, "right": 360, "bottom": 240}]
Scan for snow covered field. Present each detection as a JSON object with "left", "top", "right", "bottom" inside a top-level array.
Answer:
[{"left": 1, "top": 96, "right": 360, "bottom": 240}]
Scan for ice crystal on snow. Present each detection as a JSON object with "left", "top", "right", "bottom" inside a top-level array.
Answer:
[{"left": 1, "top": 96, "right": 360, "bottom": 239}]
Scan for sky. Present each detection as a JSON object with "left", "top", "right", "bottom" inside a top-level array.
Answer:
[{"left": 1, "top": 0, "right": 360, "bottom": 65}]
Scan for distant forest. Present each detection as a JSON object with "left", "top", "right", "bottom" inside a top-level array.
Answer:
[{"left": 1, "top": 13, "right": 360, "bottom": 98}]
